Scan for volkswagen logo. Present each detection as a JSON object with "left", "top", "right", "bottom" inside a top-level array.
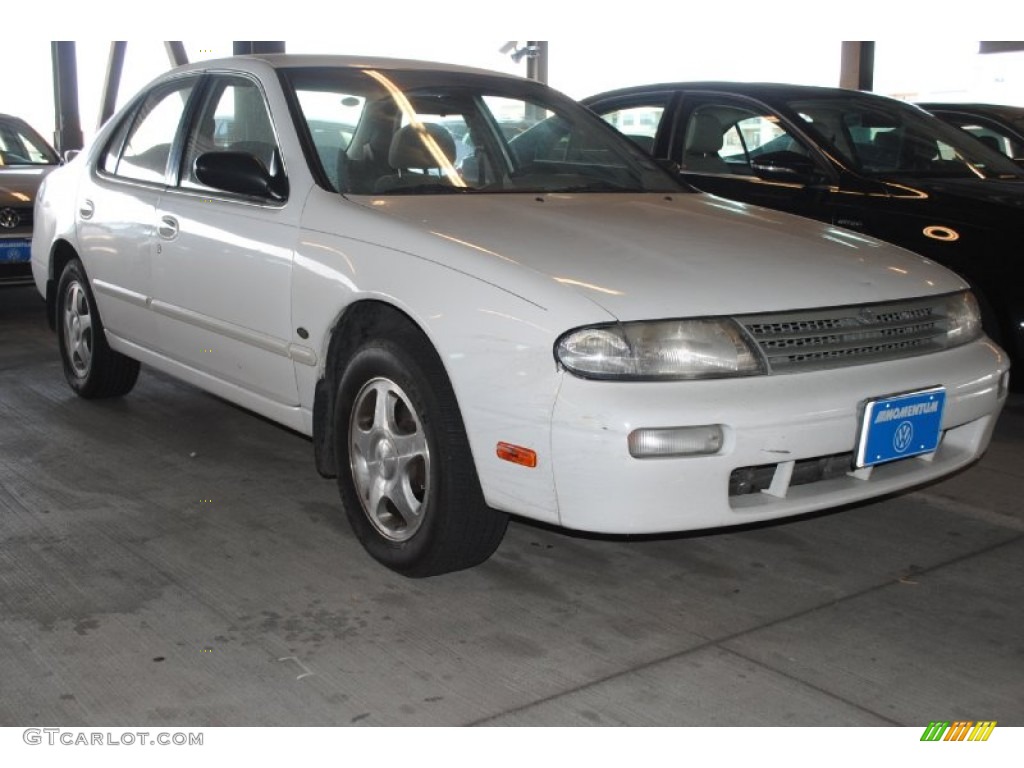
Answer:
[
  {"left": 893, "top": 421, "right": 914, "bottom": 454},
  {"left": 0, "top": 208, "right": 21, "bottom": 229}
]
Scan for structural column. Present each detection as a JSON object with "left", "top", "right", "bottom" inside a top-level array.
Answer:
[
  {"left": 840, "top": 41, "right": 875, "bottom": 91},
  {"left": 526, "top": 41, "right": 549, "bottom": 84},
  {"left": 50, "top": 41, "right": 84, "bottom": 154}
]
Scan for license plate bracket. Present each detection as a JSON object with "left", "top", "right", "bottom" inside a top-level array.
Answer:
[{"left": 856, "top": 387, "right": 946, "bottom": 468}]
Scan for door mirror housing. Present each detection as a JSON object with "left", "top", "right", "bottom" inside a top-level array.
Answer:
[
  {"left": 750, "top": 151, "right": 820, "bottom": 184},
  {"left": 194, "top": 151, "right": 287, "bottom": 200}
]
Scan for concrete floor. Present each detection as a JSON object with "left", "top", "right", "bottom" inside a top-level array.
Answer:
[{"left": 1, "top": 284, "right": 1022, "bottom": 726}]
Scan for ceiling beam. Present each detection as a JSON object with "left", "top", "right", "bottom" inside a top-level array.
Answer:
[{"left": 233, "top": 42, "right": 286, "bottom": 55}]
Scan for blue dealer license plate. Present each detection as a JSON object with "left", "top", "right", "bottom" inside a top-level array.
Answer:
[
  {"left": 856, "top": 388, "right": 946, "bottom": 468},
  {"left": 0, "top": 239, "right": 32, "bottom": 263}
]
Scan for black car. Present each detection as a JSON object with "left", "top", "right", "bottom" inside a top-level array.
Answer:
[
  {"left": 918, "top": 102, "right": 1024, "bottom": 165},
  {"left": 583, "top": 83, "right": 1024, "bottom": 374},
  {"left": 0, "top": 113, "right": 60, "bottom": 286}
]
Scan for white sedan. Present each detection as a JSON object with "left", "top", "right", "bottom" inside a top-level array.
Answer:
[{"left": 32, "top": 55, "right": 1010, "bottom": 575}]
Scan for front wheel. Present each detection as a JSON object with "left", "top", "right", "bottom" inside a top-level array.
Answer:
[
  {"left": 334, "top": 329, "right": 507, "bottom": 576},
  {"left": 56, "top": 258, "right": 140, "bottom": 398}
]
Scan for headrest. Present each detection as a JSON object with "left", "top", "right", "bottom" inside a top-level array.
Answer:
[
  {"left": 685, "top": 114, "right": 724, "bottom": 154},
  {"left": 388, "top": 123, "right": 457, "bottom": 170}
]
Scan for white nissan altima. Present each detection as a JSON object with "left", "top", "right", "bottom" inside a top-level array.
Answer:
[{"left": 32, "top": 55, "right": 1010, "bottom": 575}]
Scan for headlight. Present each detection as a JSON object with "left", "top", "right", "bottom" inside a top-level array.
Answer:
[
  {"left": 555, "top": 319, "right": 766, "bottom": 380},
  {"left": 943, "top": 291, "right": 983, "bottom": 346}
]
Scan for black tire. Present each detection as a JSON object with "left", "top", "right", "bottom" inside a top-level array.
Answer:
[
  {"left": 333, "top": 324, "right": 507, "bottom": 576},
  {"left": 56, "top": 258, "right": 140, "bottom": 399}
]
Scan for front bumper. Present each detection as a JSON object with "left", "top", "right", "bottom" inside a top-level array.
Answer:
[{"left": 550, "top": 339, "right": 1009, "bottom": 534}]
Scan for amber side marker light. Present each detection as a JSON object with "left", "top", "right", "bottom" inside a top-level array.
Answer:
[{"left": 497, "top": 442, "right": 537, "bottom": 468}]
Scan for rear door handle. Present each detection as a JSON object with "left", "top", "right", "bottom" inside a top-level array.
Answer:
[
  {"left": 157, "top": 215, "right": 179, "bottom": 240},
  {"left": 79, "top": 199, "right": 94, "bottom": 219}
]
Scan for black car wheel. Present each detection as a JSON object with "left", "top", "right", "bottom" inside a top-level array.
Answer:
[{"left": 56, "top": 258, "right": 140, "bottom": 398}]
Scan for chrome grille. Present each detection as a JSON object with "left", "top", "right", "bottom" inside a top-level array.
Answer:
[
  {"left": 0, "top": 205, "right": 33, "bottom": 233},
  {"left": 736, "top": 295, "right": 955, "bottom": 373}
]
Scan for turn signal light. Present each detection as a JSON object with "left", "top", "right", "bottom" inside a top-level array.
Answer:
[{"left": 497, "top": 442, "right": 537, "bottom": 468}]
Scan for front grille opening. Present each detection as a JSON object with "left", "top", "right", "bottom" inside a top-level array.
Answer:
[
  {"left": 736, "top": 297, "right": 954, "bottom": 374},
  {"left": 729, "top": 452, "right": 854, "bottom": 496}
]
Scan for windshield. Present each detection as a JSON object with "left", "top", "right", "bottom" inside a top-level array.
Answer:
[
  {"left": 786, "top": 96, "right": 1024, "bottom": 180},
  {"left": 282, "top": 67, "right": 682, "bottom": 195},
  {"left": 0, "top": 117, "right": 59, "bottom": 166}
]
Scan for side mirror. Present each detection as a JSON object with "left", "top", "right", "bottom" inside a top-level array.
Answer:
[
  {"left": 194, "top": 151, "right": 286, "bottom": 201},
  {"left": 61, "top": 149, "right": 80, "bottom": 165},
  {"left": 750, "top": 150, "right": 820, "bottom": 184}
]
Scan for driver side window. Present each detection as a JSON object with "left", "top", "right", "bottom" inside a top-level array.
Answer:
[
  {"left": 180, "top": 75, "right": 284, "bottom": 196},
  {"left": 681, "top": 104, "right": 808, "bottom": 175}
]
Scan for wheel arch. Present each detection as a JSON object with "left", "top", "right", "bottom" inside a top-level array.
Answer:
[
  {"left": 45, "top": 239, "right": 80, "bottom": 332},
  {"left": 312, "top": 299, "right": 436, "bottom": 478}
]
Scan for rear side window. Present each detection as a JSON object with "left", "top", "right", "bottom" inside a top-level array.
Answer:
[
  {"left": 103, "top": 79, "right": 195, "bottom": 183},
  {"left": 599, "top": 105, "right": 665, "bottom": 153}
]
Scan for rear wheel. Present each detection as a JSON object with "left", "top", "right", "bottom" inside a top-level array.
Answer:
[
  {"left": 333, "top": 323, "right": 507, "bottom": 576},
  {"left": 56, "top": 258, "right": 140, "bottom": 398}
]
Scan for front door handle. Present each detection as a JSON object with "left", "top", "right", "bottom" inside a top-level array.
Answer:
[{"left": 157, "top": 215, "right": 179, "bottom": 240}]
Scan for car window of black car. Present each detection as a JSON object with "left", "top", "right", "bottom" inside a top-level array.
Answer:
[
  {"left": 678, "top": 102, "right": 813, "bottom": 177},
  {"left": 103, "top": 80, "right": 195, "bottom": 184},
  {"left": 946, "top": 117, "right": 1024, "bottom": 162},
  {"left": 790, "top": 97, "right": 1024, "bottom": 180},
  {"left": 596, "top": 102, "right": 668, "bottom": 154}
]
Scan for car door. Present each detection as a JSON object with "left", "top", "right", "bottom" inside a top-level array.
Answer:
[
  {"left": 665, "top": 94, "right": 848, "bottom": 221},
  {"left": 78, "top": 77, "right": 197, "bottom": 346},
  {"left": 151, "top": 73, "right": 300, "bottom": 405}
]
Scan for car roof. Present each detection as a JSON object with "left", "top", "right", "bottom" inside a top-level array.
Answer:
[
  {"left": 917, "top": 102, "right": 1024, "bottom": 117},
  {"left": 166, "top": 53, "right": 523, "bottom": 81},
  {"left": 583, "top": 81, "right": 897, "bottom": 104},
  {"left": 0, "top": 113, "right": 33, "bottom": 124}
]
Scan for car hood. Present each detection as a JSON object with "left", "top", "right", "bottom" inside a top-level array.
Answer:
[
  {"left": 0, "top": 166, "right": 55, "bottom": 204},
  {"left": 359, "top": 192, "right": 966, "bottom": 320}
]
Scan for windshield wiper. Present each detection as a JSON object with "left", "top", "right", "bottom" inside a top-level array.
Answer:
[
  {"left": 543, "top": 179, "right": 637, "bottom": 193},
  {"left": 377, "top": 183, "right": 473, "bottom": 195}
]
